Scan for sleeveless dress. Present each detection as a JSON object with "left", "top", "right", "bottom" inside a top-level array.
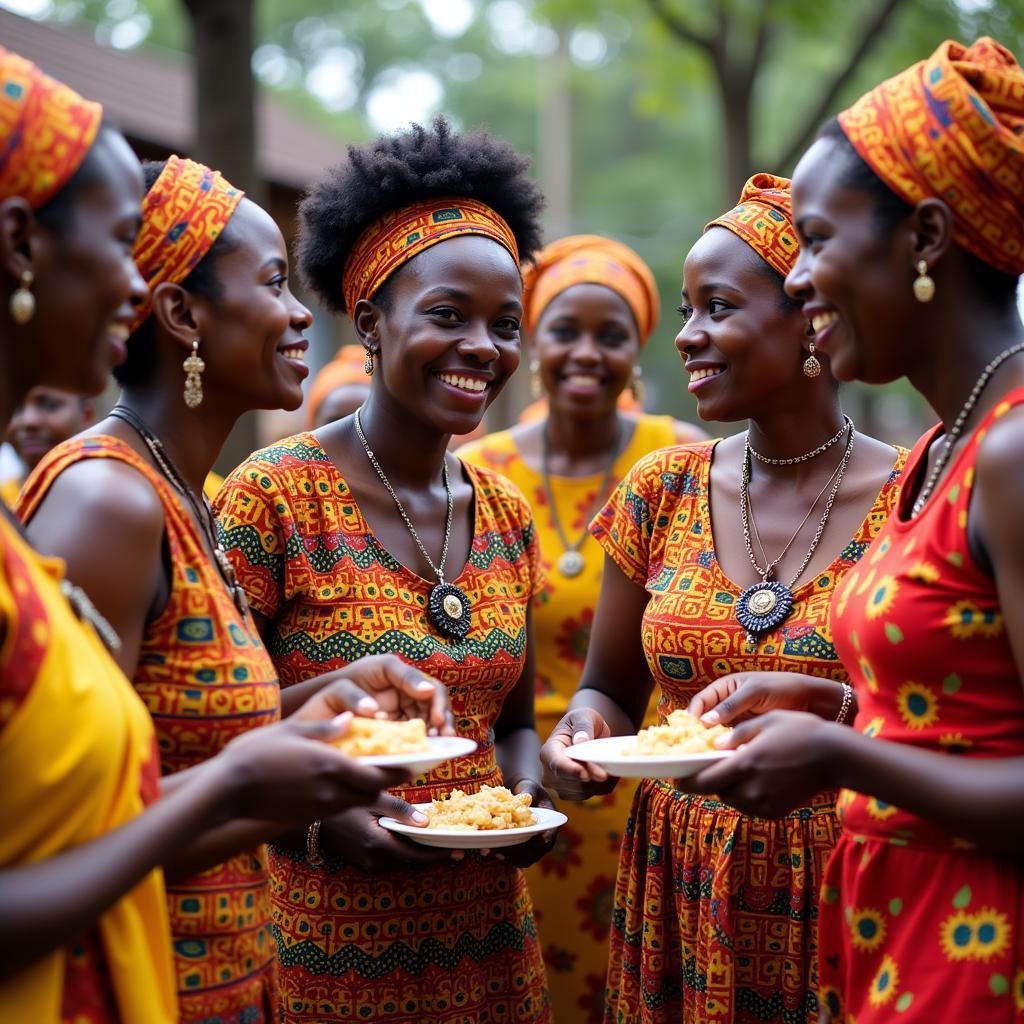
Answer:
[
  {"left": 214, "top": 433, "right": 551, "bottom": 1024},
  {"left": 819, "top": 388, "right": 1024, "bottom": 1022},
  {"left": 589, "top": 440, "right": 906, "bottom": 1024},
  {"left": 458, "top": 414, "right": 680, "bottom": 1023},
  {"left": 0, "top": 514, "right": 175, "bottom": 1023},
  {"left": 20, "top": 436, "right": 282, "bottom": 1024}
]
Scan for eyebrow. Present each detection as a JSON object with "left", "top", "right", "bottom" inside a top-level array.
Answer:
[
  {"left": 420, "top": 285, "right": 521, "bottom": 311},
  {"left": 262, "top": 256, "right": 287, "bottom": 273}
]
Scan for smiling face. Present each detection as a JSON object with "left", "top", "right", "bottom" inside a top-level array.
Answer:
[
  {"left": 190, "top": 198, "right": 313, "bottom": 412},
  {"left": 786, "top": 137, "right": 916, "bottom": 385},
  {"left": 368, "top": 234, "right": 523, "bottom": 436},
  {"left": 533, "top": 282, "right": 640, "bottom": 421},
  {"left": 7, "top": 386, "right": 93, "bottom": 470},
  {"left": 675, "top": 227, "right": 814, "bottom": 423}
]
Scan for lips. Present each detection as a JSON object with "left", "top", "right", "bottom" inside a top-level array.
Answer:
[
  {"left": 436, "top": 372, "right": 488, "bottom": 394},
  {"left": 279, "top": 345, "right": 306, "bottom": 362}
]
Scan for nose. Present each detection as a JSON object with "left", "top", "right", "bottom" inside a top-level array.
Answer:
[
  {"left": 459, "top": 318, "right": 501, "bottom": 362},
  {"left": 568, "top": 330, "right": 601, "bottom": 365},
  {"left": 289, "top": 291, "right": 313, "bottom": 331},
  {"left": 674, "top": 316, "right": 707, "bottom": 359},
  {"left": 784, "top": 251, "right": 812, "bottom": 302}
]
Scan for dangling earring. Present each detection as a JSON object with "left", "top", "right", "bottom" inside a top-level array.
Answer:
[
  {"left": 529, "top": 358, "right": 543, "bottom": 400},
  {"left": 9, "top": 270, "right": 35, "bottom": 325},
  {"left": 913, "top": 260, "right": 935, "bottom": 303},
  {"left": 183, "top": 339, "right": 205, "bottom": 408},
  {"left": 803, "top": 340, "right": 822, "bottom": 378},
  {"left": 363, "top": 347, "right": 375, "bottom": 376},
  {"left": 629, "top": 365, "right": 646, "bottom": 406}
]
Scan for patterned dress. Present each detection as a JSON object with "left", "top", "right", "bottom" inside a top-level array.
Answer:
[
  {"left": 213, "top": 433, "right": 551, "bottom": 1024},
  {"left": 458, "top": 414, "right": 681, "bottom": 1023},
  {"left": 19, "top": 436, "right": 282, "bottom": 1024},
  {"left": 589, "top": 441, "right": 906, "bottom": 1024},
  {"left": 820, "top": 389, "right": 1024, "bottom": 1022}
]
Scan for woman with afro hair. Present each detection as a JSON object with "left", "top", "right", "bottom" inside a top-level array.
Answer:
[{"left": 215, "top": 119, "right": 554, "bottom": 1023}]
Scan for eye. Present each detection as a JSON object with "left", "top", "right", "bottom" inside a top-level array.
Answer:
[
  {"left": 495, "top": 316, "right": 521, "bottom": 333},
  {"left": 546, "top": 324, "right": 576, "bottom": 341},
  {"left": 599, "top": 329, "right": 630, "bottom": 347},
  {"left": 677, "top": 304, "right": 693, "bottom": 323},
  {"left": 426, "top": 306, "right": 461, "bottom": 322},
  {"left": 708, "top": 298, "right": 732, "bottom": 315}
]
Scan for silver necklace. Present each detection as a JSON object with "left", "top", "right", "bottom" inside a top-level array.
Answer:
[
  {"left": 109, "top": 406, "right": 249, "bottom": 619},
  {"left": 354, "top": 408, "right": 471, "bottom": 641},
  {"left": 60, "top": 578, "right": 122, "bottom": 652},
  {"left": 735, "top": 421, "right": 855, "bottom": 643},
  {"left": 911, "top": 342, "right": 1024, "bottom": 517},
  {"left": 540, "top": 417, "right": 623, "bottom": 578},
  {"left": 749, "top": 415, "right": 851, "bottom": 465}
]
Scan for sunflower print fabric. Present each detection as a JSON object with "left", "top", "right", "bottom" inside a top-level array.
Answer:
[{"left": 822, "top": 387, "right": 1024, "bottom": 1023}]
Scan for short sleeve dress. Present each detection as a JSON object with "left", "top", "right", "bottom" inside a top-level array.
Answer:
[
  {"left": 213, "top": 433, "right": 551, "bottom": 1024},
  {"left": 589, "top": 440, "right": 906, "bottom": 1024}
]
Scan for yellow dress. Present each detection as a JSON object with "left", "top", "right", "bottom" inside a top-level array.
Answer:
[
  {"left": 457, "top": 413, "right": 681, "bottom": 1023},
  {"left": 0, "top": 515, "right": 176, "bottom": 1024}
]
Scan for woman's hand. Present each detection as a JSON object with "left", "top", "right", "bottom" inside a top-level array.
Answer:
[
  {"left": 540, "top": 708, "right": 618, "bottom": 800},
  {"left": 689, "top": 672, "right": 854, "bottom": 726},
  {"left": 488, "top": 780, "right": 560, "bottom": 868},
  {"left": 681, "top": 710, "right": 839, "bottom": 817}
]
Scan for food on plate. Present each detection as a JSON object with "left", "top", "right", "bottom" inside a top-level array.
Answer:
[
  {"left": 334, "top": 716, "right": 431, "bottom": 756},
  {"left": 426, "top": 785, "right": 537, "bottom": 831},
  {"left": 621, "top": 708, "right": 731, "bottom": 756}
]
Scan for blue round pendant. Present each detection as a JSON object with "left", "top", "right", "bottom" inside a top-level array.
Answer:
[
  {"left": 429, "top": 581, "right": 472, "bottom": 642},
  {"left": 736, "top": 579, "right": 793, "bottom": 640}
]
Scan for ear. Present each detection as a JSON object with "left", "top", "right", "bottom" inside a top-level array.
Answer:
[
  {"left": 0, "top": 197, "right": 38, "bottom": 289},
  {"left": 149, "top": 281, "right": 201, "bottom": 352},
  {"left": 352, "top": 298, "right": 383, "bottom": 353},
  {"left": 908, "top": 197, "right": 954, "bottom": 271}
]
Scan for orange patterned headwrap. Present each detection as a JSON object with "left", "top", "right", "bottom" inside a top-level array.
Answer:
[
  {"left": 130, "top": 155, "right": 244, "bottom": 332},
  {"left": 839, "top": 37, "right": 1024, "bottom": 276},
  {"left": 705, "top": 173, "right": 798, "bottom": 278},
  {"left": 521, "top": 234, "right": 659, "bottom": 343},
  {"left": 341, "top": 197, "right": 519, "bottom": 316},
  {"left": 0, "top": 47, "right": 103, "bottom": 209},
  {"left": 306, "top": 344, "right": 369, "bottom": 428}
]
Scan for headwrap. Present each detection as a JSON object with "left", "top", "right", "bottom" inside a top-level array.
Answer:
[
  {"left": 341, "top": 197, "right": 519, "bottom": 315},
  {"left": 130, "top": 155, "right": 244, "bottom": 332},
  {"left": 839, "top": 37, "right": 1024, "bottom": 276},
  {"left": 521, "top": 234, "right": 659, "bottom": 343},
  {"left": 0, "top": 47, "right": 103, "bottom": 209},
  {"left": 306, "top": 344, "right": 369, "bottom": 428},
  {"left": 705, "top": 173, "right": 798, "bottom": 277}
]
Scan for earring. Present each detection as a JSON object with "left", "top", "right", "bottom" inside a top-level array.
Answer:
[
  {"left": 529, "top": 358, "right": 542, "bottom": 400},
  {"left": 9, "top": 270, "right": 35, "bottom": 325},
  {"left": 803, "top": 340, "right": 822, "bottom": 378},
  {"left": 364, "top": 348, "right": 375, "bottom": 376},
  {"left": 183, "top": 339, "right": 205, "bottom": 408},
  {"left": 629, "top": 365, "right": 646, "bottom": 406},
  {"left": 913, "top": 259, "right": 935, "bottom": 303}
]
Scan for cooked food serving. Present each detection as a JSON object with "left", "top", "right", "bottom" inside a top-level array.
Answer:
[
  {"left": 622, "top": 708, "right": 732, "bottom": 755},
  {"left": 334, "top": 716, "right": 432, "bottom": 756},
  {"left": 426, "top": 785, "right": 538, "bottom": 831}
]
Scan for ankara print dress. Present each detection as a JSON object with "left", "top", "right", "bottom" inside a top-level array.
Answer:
[
  {"left": 214, "top": 433, "right": 551, "bottom": 1024},
  {"left": 589, "top": 440, "right": 905, "bottom": 1024},
  {"left": 820, "top": 389, "right": 1024, "bottom": 1023}
]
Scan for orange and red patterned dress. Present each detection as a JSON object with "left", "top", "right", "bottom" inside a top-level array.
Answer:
[
  {"left": 589, "top": 440, "right": 906, "bottom": 1024},
  {"left": 214, "top": 433, "right": 550, "bottom": 1024},
  {"left": 19, "top": 436, "right": 282, "bottom": 1024},
  {"left": 820, "top": 389, "right": 1024, "bottom": 1023}
]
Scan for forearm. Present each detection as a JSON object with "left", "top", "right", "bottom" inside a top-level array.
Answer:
[
  {"left": 496, "top": 726, "right": 543, "bottom": 788},
  {"left": 162, "top": 818, "right": 286, "bottom": 882},
  {"left": 568, "top": 686, "right": 639, "bottom": 734},
  {"left": 280, "top": 675, "right": 330, "bottom": 717}
]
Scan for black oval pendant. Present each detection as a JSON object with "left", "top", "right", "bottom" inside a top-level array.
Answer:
[
  {"left": 735, "top": 579, "right": 793, "bottom": 640},
  {"left": 429, "top": 581, "right": 472, "bottom": 641}
]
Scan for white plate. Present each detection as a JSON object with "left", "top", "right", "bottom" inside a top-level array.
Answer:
[
  {"left": 355, "top": 735, "right": 477, "bottom": 774},
  {"left": 379, "top": 804, "right": 568, "bottom": 849},
  {"left": 564, "top": 735, "right": 734, "bottom": 779}
]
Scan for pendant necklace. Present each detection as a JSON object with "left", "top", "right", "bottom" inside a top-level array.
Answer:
[
  {"left": 354, "top": 409, "right": 471, "bottom": 642},
  {"left": 109, "top": 406, "right": 249, "bottom": 619},
  {"left": 541, "top": 417, "right": 623, "bottom": 579},
  {"left": 735, "top": 420, "right": 854, "bottom": 643}
]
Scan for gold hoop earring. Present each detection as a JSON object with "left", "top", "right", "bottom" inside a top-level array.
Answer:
[
  {"left": 803, "top": 340, "right": 822, "bottom": 378},
  {"left": 364, "top": 348, "right": 375, "bottom": 376},
  {"left": 529, "top": 358, "right": 543, "bottom": 400},
  {"left": 183, "top": 339, "right": 205, "bottom": 408},
  {"left": 629, "top": 365, "right": 646, "bottom": 406},
  {"left": 913, "top": 259, "right": 935, "bottom": 303},
  {"left": 9, "top": 270, "right": 35, "bottom": 325}
]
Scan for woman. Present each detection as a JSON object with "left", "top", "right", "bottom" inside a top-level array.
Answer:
[
  {"left": 458, "top": 234, "right": 705, "bottom": 1022},
  {"left": 18, "top": 154, "right": 454, "bottom": 1024},
  {"left": 685, "top": 38, "right": 1024, "bottom": 1024},
  {"left": 214, "top": 119, "right": 554, "bottom": 1023},
  {"left": 0, "top": 48, "right": 440, "bottom": 1024},
  {"left": 540, "top": 175, "right": 907, "bottom": 1023}
]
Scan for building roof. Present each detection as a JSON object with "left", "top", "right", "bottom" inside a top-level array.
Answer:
[{"left": 1, "top": 8, "right": 340, "bottom": 190}]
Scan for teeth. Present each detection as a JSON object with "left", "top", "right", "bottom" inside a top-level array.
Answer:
[
  {"left": 438, "top": 373, "right": 487, "bottom": 393},
  {"left": 109, "top": 324, "right": 130, "bottom": 341},
  {"left": 688, "top": 367, "right": 723, "bottom": 382},
  {"left": 566, "top": 374, "right": 600, "bottom": 386},
  {"left": 811, "top": 311, "right": 838, "bottom": 333},
  {"left": 280, "top": 347, "right": 305, "bottom": 361}
]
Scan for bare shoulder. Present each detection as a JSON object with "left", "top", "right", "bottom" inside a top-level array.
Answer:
[
  {"left": 973, "top": 404, "right": 1024, "bottom": 502},
  {"left": 851, "top": 431, "right": 903, "bottom": 485}
]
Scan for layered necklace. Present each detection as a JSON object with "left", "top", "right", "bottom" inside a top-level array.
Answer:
[
  {"left": 354, "top": 409, "right": 471, "bottom": 642},
  {"left": 108, "top": 405, "right": 250, "bottom": 618},
  {"left": 540, "top": 417, "right": 623, "bottom": 578},
  {"left": 735, "top": 417, "right": 854, "bottom": 644}
]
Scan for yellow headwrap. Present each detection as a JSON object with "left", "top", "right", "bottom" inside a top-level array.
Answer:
[
  {"left": 521, "top": 234, "right": 660, "bottom": 343},
  {"left": 839, "top": 37, "right": 1024, "bottom": 276}
]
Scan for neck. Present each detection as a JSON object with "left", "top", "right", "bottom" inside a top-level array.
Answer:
[
  {"left": 544, "top": 405, "right": 622, "bottom": 460},
  {"left": 746, "top": 393, "right": 846, "bottom": 478},
  {"left": 355, "top": 394, "right": 450, "bottom": 489}
]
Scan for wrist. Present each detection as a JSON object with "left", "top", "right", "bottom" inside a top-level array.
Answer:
[
  {"left": 821, "top": 720, "right": 857, "bottom": 789},
  {"left": 807, "top": 678, "right": 853, "bottom": 722}
]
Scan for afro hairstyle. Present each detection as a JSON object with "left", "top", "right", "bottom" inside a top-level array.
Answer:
[{"left": 297, "top": 117, "right": 545, "bottom": 316}]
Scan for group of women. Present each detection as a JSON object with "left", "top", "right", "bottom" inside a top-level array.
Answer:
[{"left": 1, "top": 28, "right": 1022, "bottom": 1024}]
